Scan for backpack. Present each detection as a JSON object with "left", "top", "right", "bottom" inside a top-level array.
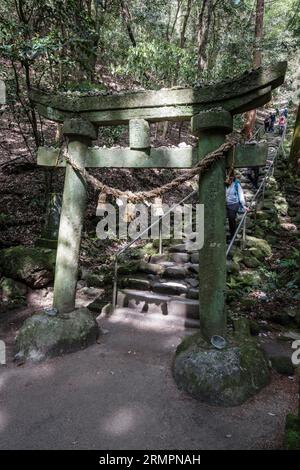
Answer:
[{"left": 234, "top": 180, "right": 245, "bottom": 214}]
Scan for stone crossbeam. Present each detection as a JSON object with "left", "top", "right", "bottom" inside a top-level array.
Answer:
[{"left": 38, "top": 142, "right": 268, "bottom": 169}]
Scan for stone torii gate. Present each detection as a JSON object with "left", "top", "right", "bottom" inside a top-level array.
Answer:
[{"left": 31, "top": 62, "right": 286, "bottom": 344}]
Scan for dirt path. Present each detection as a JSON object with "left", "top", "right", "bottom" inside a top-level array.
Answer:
[{"left": 0, "top": 312, "right": 297, "bottom": 450}]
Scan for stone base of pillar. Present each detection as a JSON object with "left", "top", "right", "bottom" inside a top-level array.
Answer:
[
  {"left": 15, "top": 307, "right": 99, "bottom": 363},
  {"left": 173, "top": 329, "right": 270, "bottom": 406}
]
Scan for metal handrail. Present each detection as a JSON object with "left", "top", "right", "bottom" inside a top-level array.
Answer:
[
  {"left": 111, "top": 188, "right": 198, "bottom": 310},
  {"left": 226, "top": 129, "right": 285, "bottom": 257}
]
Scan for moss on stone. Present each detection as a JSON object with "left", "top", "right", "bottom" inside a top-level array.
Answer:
[
  {"left": 15, "top": 308, "right": 98, "bottom": 362},
  {"left": 173, "top": 332, "right": 270, "bottom": 406},
  {"left": 0, "top": 246, "right": 56, "bottom": 288},
  {"left": 246, "top": 236, "right": 272, "bottom": 258},
  {"left": 242, "top": 254, "right": 260, "bottom": 268},
  {"left": 238, "top": 270, "right": 262, "bottom": 287},
  {"left": 0, "top": 277, "right": 27, "bottom": 310}
]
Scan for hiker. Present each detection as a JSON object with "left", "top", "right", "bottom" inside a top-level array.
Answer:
[
  {"left": 264, "top": 115, "right": 270, "bottom": 132},
  {"left": 247, "top": 166, "right": 259, "bottom": 189},
  {"left": 283, "top": 107, "right": 288, "bottom": 118},
  {"left": 278, "top": 114, "right": 287, "bottom": 135},
  {"left": 269, "top": 112, "right": 276, "bottom": 132},
  {"left": 226, "top": 171, "right": 247, "bottom": 241}
]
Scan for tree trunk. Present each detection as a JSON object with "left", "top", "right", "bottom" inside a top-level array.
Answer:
[
  {"left": 119, "top": 0, "right": 136, "bottom": 47},
  {"left": 253, "top": 0, "right": 265, "bottom": 67},
  {"left": 197, "top": 0, "right": 214, "bottom": 72},
  {"left": 179, "top": 0, "right": 193, "bottom": 48},
  {"left": 243, "top": 0, "right": 265, "bottom": 139},
  {"left": 289, "top": 104, "right": 300, "bottom": 171}
]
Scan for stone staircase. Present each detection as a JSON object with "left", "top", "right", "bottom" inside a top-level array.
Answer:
[
  {"left": 107, "top": 130, "right": 282, "bottom": 330},
  {"left": 116, "top": 243, "right": 200, "bottom": 329}
]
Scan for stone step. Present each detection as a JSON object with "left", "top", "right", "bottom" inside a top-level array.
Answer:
[
  {"left": 149, "top": 254, "right": 170, "bottom": 264},
  {"left": 186, "top": 288, "right": 199, "bottom": 299},
  {"left": 117, "top": 289, "right": 199, "bottom": 320},
  {"left": 119, "top": 275, "right": 152, "bottom": 290},
  {"left": 169, "top": 243, "right": 198, "bottom": 253},
  {"left": 163, "top": 265, "right": 188, "bottom": 279},
  {"left": 150, "top": 252, "right": 191, "bottom": 266},
  {"left": 169, "top": 252, "right": 191, "bottom": 264},
  {"left": 152, "top": 280, "right": 188, "bottom": 296}
]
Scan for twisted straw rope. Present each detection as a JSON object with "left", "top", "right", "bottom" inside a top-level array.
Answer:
[{"left": 62, "top": 132, "right": 242, "bottom": 203}]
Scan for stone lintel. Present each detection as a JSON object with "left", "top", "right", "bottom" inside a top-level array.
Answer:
[{"left": 62, "top": 118, "right": 97, "bottom": 140}]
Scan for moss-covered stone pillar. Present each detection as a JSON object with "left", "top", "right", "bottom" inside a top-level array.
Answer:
[
  {"left": 192, "top": 109, "right": 233, "bottom": 340},
  {"left": 53, "top": 118, "right": 97, "bottom": 313}
]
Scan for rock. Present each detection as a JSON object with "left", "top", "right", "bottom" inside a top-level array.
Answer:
[
  {"left": 0, "top": 246, "right": 56, "bottom": 288},
  {"left": 270, "top": 356, "right": 295, "bottom": 376},
  {"left": 275, "top": 198, "right": 288, "bottom": 215},
  {"left": 242, "top": 254, "right": 260, "bottom": 268},
  {"left": 262, "top": 201, "right": 275, "bottom": 210},
  {"left": 139, "top": 261, "right": 165, "bottom": 275},
  {"left": 246, "top": 236, "right": 272, "bottom": 258},
  {"left": 252, "top": 227, "right": 265, "bottom": 239},
  {"left": 87, "top": 296, "right": 109, "bottom": 313},
  {"left": 153, "top": 281, "right": 188, "bottom": 295},
  {"left": 150, "top": 254, "right": 169, "bottom": 264},
  {"left": 120, "top": 276, "right": 151, "bottom": 290},
  {"left": 169, "top": 242, "right": 195, "bottom": 253},
  {"left": 170, "top": 252, "right": 190, "bottom": 264},
  {"left": 173, "top": 332, "right": 270, "bottom": 406},
  {"left": 190, "top": 252, "right": 199, "bottom": 264},
  {"left": 226, "top": 260, "right": 240, "bottom": 274},
  {"left": 238, "top": 270, "right": 262, "bottom": 287},
  {"left": 186, "top": 278, "right": 199, "bottom": 288},
  {"left": 77, "top": 280, "right": 86, "bottom": 289},
  {"left": 255, "top": 211, "right": 271, "bottom": 221},
  {"left": 164, "top": 266, "right": 187, "bottom": 278},
  {"left": 186, "top": 288, "right": 198, "bottom": 299},
  {"left": 188, "top": 264, "right": 199, "bottom": 274},
  {"left": 0, "top": 277, "right": 27, "bottom": 307},
  {"left": 15, "top": 307, "right": 99, "bottom": 362},
  {"left": 285, "top": 414, "right": 300, "bottom": 450}
]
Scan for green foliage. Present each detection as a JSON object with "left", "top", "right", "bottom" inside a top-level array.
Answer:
[{"left": 113, "top": 38, "right": 198, "bottom": 86}]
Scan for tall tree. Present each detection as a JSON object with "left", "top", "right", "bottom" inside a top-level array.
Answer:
[
  {"left": 197, "top": 0, "right": 214, "bottom": 71},
  {"left": 243, "top": 0, "right": 265, "bottom": 139},
  {"left": 253, "top": 0, "right": 265, "bottom": 67}
]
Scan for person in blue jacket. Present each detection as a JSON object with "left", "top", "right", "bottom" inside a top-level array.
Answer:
[{"left": 226, "top": 171, "right": 247, "bottom": 241}]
